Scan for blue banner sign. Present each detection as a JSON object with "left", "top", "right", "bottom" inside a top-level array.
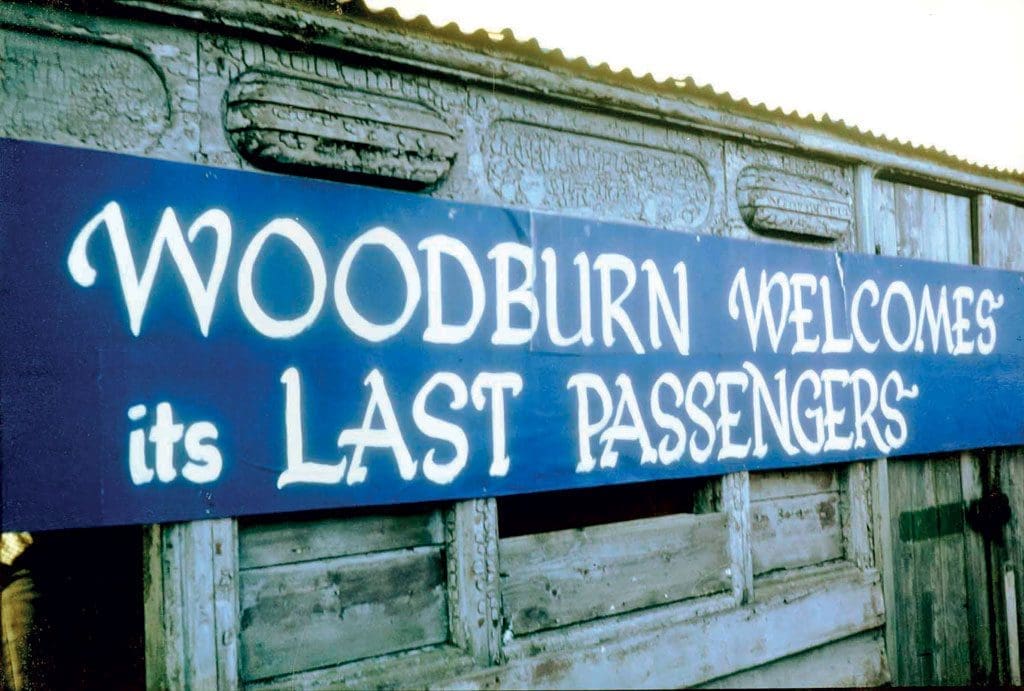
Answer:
[{"left": 2, "top": 138, "right": 1023, "bottom": 530}]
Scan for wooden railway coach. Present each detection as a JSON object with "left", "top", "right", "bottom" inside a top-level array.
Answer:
[{"left": 2, "top": 1, "right": 1024, "bottom": 687}]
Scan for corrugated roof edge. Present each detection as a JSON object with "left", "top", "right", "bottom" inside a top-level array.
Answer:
[{"left": 344, "top": 0, "right": 1024, "bottom": 181}]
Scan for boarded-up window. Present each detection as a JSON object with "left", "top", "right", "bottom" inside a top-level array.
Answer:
[
  {"left": 750, "top": 468, "right": 844, "bottom": 575},
  {"left": 236, "top": 505, "right": 447, "bottom": 682},
  {"left": 497, "top": 480, "right": 730, "bottom": 635}
]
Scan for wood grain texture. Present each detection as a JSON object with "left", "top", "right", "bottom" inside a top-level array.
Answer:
[
  {"left": 247, "top": 645, "right": 478, "bottom": 691},
  {"left": 238, "top": 508, "right": 443, "bottom": 570},
  {"left": 870, "top": 457, "right": 897, "bottom": 676},
  {"left": 977, "top": 196, "right": 1024, "bottom": 684},
  {"left": 698, "top": 630, "right": 888, "bottom": 688},
  {"left": 887, "top": 441, "right": 968, "bottom": 683},
  {"left": 977, "top": 196, "right": 1024, "bottom": 270},
  {"left": 842, "top": 462, "right": 873, "bottom": 569},
  {"left": 144, "top": 519, "right": 240, "bottom": 690},
  {"left": 238, "top": 546, "right": 448, "bottom": 681},
  {"left": 872, "top": 179, "right": 971, "bottom": 263},
  {"left": 445, "top": 499, "right": 503, "bottom": 664},
  {"left": 872, "top": 177, "right": 988, "bottom": 685},
  {"left": 959, "top": 451, "right": 994, "bottom": 679},
  {"left": 751, "top": 491, "right": 843, "bottom": 575},
  {"left": 723, "top": 472, "right": 754, "bottom": 603},
  {"left": 499, "top": 512, "right": 730, "bottom": 635},
  {"left": 451, "top": 565, "right": 884, "bottom": 689},
  {"left": 749, "top": 468, "right": 838, "bottom": 502}
]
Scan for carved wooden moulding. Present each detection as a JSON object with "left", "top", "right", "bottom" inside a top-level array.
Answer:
[
  {"left": 225, "top": 68, "right": 457, "bottom": 186},
  {"left": 736, "top": 165, "right": 852, "bottom": 240},
  {"left": 0, "top": 28, "right": 170, "bottom": 152},
  {"left": 485, "top": 120, "right": 713, "bottom": 231}
]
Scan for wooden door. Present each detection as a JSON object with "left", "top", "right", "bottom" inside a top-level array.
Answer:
[{"left": 870, "top": 179, "right": 995, "bottom": 685}]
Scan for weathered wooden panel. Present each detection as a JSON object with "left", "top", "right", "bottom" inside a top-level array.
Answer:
[
  {"left": 698, "top": 629, "right": 888, "bottom": 688},
  {"left": 500, "top": 512, "right": 730, "bottom": 635},
  {"left": 873, "top": 179, "right": 979, "bottom": 685},
  {"left": 451, "top": 566, "right": 884, "bottom": 688},
  {"left": 749, "top": 468, "right": 838, "bottom": 502},
  {"left": 887, "top": 455, "right": 973, "bottom": 685},
  {"left": 445, "top": 499, "right": 503, "bottom": 664},
  {"left": 238, "top": 546, "right": 448, "bottom": 681},
  {"left": 248, "top": 645, "right": 477, "bottom": 691},
  {"left": 841, "top": 462, "right": 874, "bottom": 569},
  {"left": 978, "top": 197, "right": 1024, "bottom": 270},
  {"left": 723, "top": 472, "right": 754, "bottom": 603},
  {"left": 993, "top": 447, "right": 1024, "bottom": 682},
  {"left": 144, "top": 519, "right": 239, "bottom": 691},
  {"left": 238, "top": 508, "right": 443, "bottom": 569},
  {"left": 751, "top": 491, "right": 843, "bottom": 575},
  {"left": 872, "top": 179, "right": 971, "bottom": 263}
]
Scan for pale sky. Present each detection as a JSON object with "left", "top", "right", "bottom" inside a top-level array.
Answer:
[{"left": 369, "top": 0, "right": 1024, "bottom": 174}]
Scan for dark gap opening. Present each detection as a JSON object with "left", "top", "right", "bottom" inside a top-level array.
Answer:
[
  {"left": 237, "top": 500, "right": 440, "bottom": 529},
  {"left": 497, "top": 477, "right": 705, "bottom": 539},
  {"left": 4, "top": 525, "right": 145, "bottom": 690}
]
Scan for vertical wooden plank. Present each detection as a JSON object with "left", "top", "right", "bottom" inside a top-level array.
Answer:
[
  {"left": 871, "top": 179, "right": 899, "bottom": 257},
  {"left": 1007, "top": 564, "right": 1022, "bottom": 686},
  {"left": 853, "top": 165, "right": 876, "bottom": 253},
  {"left": 843, "top": 462, "right": 873, "bottom": 569},
  {"left": 145, "top": 520, "right": 240, "bottom": 690},
  {"left": 917, "top": 459, "right": 941, "bottom": 683},
  {"left": 184, "top": 522, "right": 219, "bottom": 689},
  {"left": 446, "top": 498, "right": 502, "bottom": 665},
  {"left": 924, "top": 187, "right": 951, "bottom": 261},
  {"left": 145, "top": 525, "right": 180, "bottom": 690},
  {"left": 854, "top": 168, "right": 894, "bottom": 685},
  {"left": 895, "top": 458, "right": 929, "bottom": 683},
  {"left": 932, "top": 192, "right": 973, "bottom": 684},
  {"left": 946, "top": 194, "right": 971, "bottom": 265},
  {"left": 213, "top": 520, "right": 240, "bottom": 691},
  {"left": 997, "top": 447, "right": 1024, "bottom": 683},
  {"left": 975, "top": 194, "right": 996, "bottom": 267},
  {"left": 934, "top": 459, "right": 972, "bottom": 684},
  {"left": 960, "top": 451, "right": 994, "bottom": 682},
  {"left": 871, "top": 457, "right": 897, "bottom": 677},
  {"left": 950, "top": 187, "right": 993, "bottom": 682},
  {"left": 849, "top": 169, "right": 876, "bottom": 568},
  {"left": 893, "top": 183, "right": 914, "bottom": 258},
  {"left": 722, "top": 472, "right": 753, "bottom": 604},
  {"left": 866, "top": 173, "right": 902, "bottom": 682}
]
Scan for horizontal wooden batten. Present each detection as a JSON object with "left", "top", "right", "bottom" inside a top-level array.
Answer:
[
  {"left": 749, "top": 468, "right": 839, "bottom": 502},
  {"left": 751, "top": 491, "right": 843, "bottom": 575},
  {"left": 247, "top": 645, "right": 478, "bottom": 691},
  {"left": 238, "top": 546, "right": 448, "bottom": 681},
  {"left": 238, "top": 508, "right": 444, "bottom": 569},
  {"left": 499, "top": 512, "right": 730, "bottom": 635},
  {"left": 698, "top": 629, "right": 888, "bottom": 688}
]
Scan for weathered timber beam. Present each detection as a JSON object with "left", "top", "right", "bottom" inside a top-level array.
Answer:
[{"left": 104, "top": 0, "right": 1024, "bottom": 202}]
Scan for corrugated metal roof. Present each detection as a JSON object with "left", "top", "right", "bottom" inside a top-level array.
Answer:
[{"left": 341, "top": 0, "right": 1024, "bottom": 180}]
